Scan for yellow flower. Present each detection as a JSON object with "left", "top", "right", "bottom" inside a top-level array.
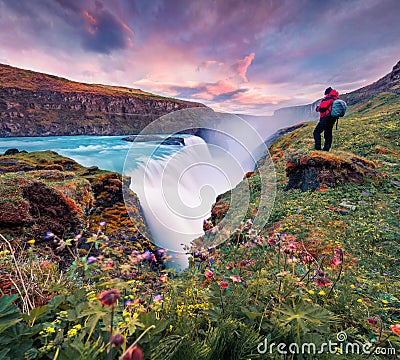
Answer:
[
  {"left": 45, "top": 327, "right": 55, "bottom": 333},
  {"left": 357, "top": 299, "right": 363, "bottom": 303},
  {"left": 381, "top": 299, "right": 389, "bottom": 304},
  {"left": 73, "top": 324, "right": 82, "bottom": 330},
  {"left": 350, "top": 284, "right": 356, "bottom": 289},
  {"left": 27, "top": 239, "right": 35, "bottom": 245},
  {"left": 318, "top": 290, "right": 326, "bottom": 296},
  {"left": 169, "top": 325, "right": 173, "bottom": 332},
  {"left": 67, "top": 329, "right": 77, "bottom": 337},
  {"left": 308, "top": 290, "right": 315, "bottom": 295}
]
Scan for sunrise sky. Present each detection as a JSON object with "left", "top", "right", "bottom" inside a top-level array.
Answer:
[{"left": 1, "top": 0, "right": 399, "bottom": 115}]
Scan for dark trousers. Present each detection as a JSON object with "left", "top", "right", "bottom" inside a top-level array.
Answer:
[{"left": 313, "top": 116, "right": 337, "bottom": 151}]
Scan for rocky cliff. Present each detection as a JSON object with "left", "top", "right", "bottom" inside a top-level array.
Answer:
[{"left": 0, "top": 64, "right": 206, "bottom": 137}]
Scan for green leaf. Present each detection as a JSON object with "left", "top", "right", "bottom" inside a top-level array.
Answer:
[
  {"left": 22, "top": 305, "right": 50, "bottom": 324},
  {"left": 0, "top": 348, "right": 10, "bottom": 360},
  {"left": 0, "top": 294, "right": 22, "bottom": 334}
]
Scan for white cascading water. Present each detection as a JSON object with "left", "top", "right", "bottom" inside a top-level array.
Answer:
[
  {"left": 122, "top": 108, "right": 276, "bottom": 269},
  {"left": 126, "top": 135, "right": 247, "bottom": 268}
]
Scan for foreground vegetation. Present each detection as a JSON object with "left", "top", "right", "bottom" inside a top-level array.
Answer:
[{"left": 0, "top": 112, "right": 399, "bottom": 359}]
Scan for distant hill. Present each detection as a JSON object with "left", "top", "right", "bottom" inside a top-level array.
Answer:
[
  {"left": 0, "top": 64, "right": 205, "bottom": 137},
  {"left": 273, "top": 60, "right": 400, "bottom": 122}
]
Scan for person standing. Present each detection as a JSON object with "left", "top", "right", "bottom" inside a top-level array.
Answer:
[{"left": 313, "top": 87, "right": 339, "bottom": 151}]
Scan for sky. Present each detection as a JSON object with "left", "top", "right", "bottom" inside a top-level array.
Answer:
[{"left": 0, "top": 0, "right": 399, "bottom": 115}]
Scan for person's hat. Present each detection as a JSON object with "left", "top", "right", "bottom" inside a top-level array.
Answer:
[{"left": 324, "top": 87, "right": 333, "bottom": 95}]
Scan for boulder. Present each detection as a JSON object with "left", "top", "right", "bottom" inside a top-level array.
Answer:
[{"left": 285, "top": 151, "right": 379, "bottom": 191}]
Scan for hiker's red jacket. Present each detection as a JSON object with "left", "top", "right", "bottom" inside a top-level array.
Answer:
[{"left": 316, "top": 89, "right": 339, "bottom": 118}]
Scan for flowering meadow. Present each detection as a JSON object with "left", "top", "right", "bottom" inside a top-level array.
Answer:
[{"left": 0, "top": 112, "right": 399, "bottom": 359}]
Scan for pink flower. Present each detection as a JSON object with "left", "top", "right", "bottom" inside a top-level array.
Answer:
[
  {"left": 205, "top": 269, "right": 214, "bottom": 279},
  {"left": 302, "top": 255, "right": 314, "bottom": 264},
  {"left": 98, "top": 289, "right": 120, "bottom": 306},
  {"left": 390, "top": 324, "right": 400, "bottom": 337},
  {"left": 230, "top": 275, "right": 242, "bottom": 283},
  {"left": 226, "top": 262, "right": 234, "bottom": 270},
  {"left": 160, "top": 274, "right": 168, "bottom": 283},
  {"left": 122, "top": 346, "right": 143, "bottom": 360},
  {"left": 331, "top": 257, "right": 342, "bottom": 266},
  {"left": 220, "top": 281, "right": 229, "bottom": 289},
  {"left": 240, "top": 260, "right": 250, "bottom": 268},
  {"left": 366, "top": 317, "right": 378, "bottom": 325},
  {"left": 284, "top": 242, "right": 297, "bottom": 253},
  {"left": 315, "top": 277, "right": 332, "bottom": 287},
  {"left": 334, "top": 248, "right": 343, "bottom": 257},
  {"left": 267, "top": 238, "right": 276, "bottom": 246}
]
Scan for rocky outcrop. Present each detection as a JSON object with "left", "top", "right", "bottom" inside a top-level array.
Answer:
[
  {"left": 122, "top": 135, "right": 185, "bottom": 145},
  {"left": 0, "top": 63, "right": 205, "bottom": 137},
  {"left": 284, "top": 152, "right": 379, "bottom": 192},
  {"left": 0, "top": 151, "right": 149, "bottom": 242}
]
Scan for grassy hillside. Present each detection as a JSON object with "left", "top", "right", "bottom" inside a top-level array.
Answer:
[
  {"left": 0, "top": 112, "right": 399, "bottom": 359},
  {"left": 0, "top": 63, "right": 159, "bottom": 98}
]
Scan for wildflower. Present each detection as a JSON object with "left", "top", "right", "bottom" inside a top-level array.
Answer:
[
  {"left": 44, "top": 231, "right": 55, "bottom": 240},
  {"left": 334, "top": 248, "right": 343, "bottom": 257},
  {"left": 267, "top": 238, "right": 276, "bottom": 246},
  {"left": 318, "top": 290, "right": 326, "bottom": 296},
  {"left": 27, "top": 239, "right": 35, "bottom": 245},
  {"left": 98, "top": 289, "right": 120, "bottom": 306},
  {"left": 302, "top": 255, "right": 314, "bottom": 264},
  {"left": 331, "top": 257, "right": 342, "bottom": 266},
  {"left": 220, "top": 281, "right": 229, "bottom": 289},
  {"left": 156, "top": 248, "right": 166, "bottom": 256},
  {"left": 142, "top": 250, "right": 152, "bottom": 261},
  {"left": 357, "top": 299, "right": 363, "bottom": 303},
  {"left": 284, "top": 242, "right": 297, "bottom": 253},
  {"left": 110, "top": 333, "right": 125, "bottom": 347},
  {"left": 122, "top": 346, "right": 143, "bottom": 360},
  {"left": 67, "top": 328, "right": 77, "bottom": 337},
  {"left": 230, "top": 275, "right": 242, "bottom": 283},
  {"left": 160, "top": 274, "right": 168, "bottom": 283},
  {"left": 226, "top": 262, "right": 234, "bottom": 270},
  {"left": 205, "top": 269, "right": 214, "bottom": 279},
  {"left": 45, "top": 327, "right": 55, "bottom": 333},
  {"left": 240, "top": 260, "right": 250, "bottom": 268},
  {"left": 367, "top": 318, "right": 378, "bottom": 325},
  {"left": 153, "top": 294, "right": 164, "bottom": 302},
  {"left": 87, "top": 256, "right": 97, "bottom": 264},
  {"left": 308, "top": 290, "right": 315, "bottom": 295},
  {"left": 350, "top": 284, "right": 356, "bottom": 289},
  {"left": 315, "top": 277, "right": 332, "bottom": 286},
  {"left": 381, "top": 299, "right": 389, "bottom": 304},
  {"left": 99, "top": 221, "right": 106, "bottom": 227},
  {"left": 390, "top": 324, "right": 400, "bottom": 337}
]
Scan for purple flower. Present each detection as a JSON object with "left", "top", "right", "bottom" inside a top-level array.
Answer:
[
  {"left": 142, "top": 250, "right": 152, "bottom": 261},
  {"left": 99, "top": 221, "right": 106, "bottom": 227},
  {"left": 153, "top": 294, "right": 164, "bottom": 302},
  {"left": 87, "top": 256, "right": 97, "bottom": 264},
  {"left": 44, "top": 231, "right": 55, "bottom": 240}
]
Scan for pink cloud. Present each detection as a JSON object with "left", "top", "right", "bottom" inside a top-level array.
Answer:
[
  {"left": 204, "top": 80, "right": 237, "bottom": 96},
  {"left": 232, "top": 90, "right": 290, "bottom": 105},
  {"left": 232, "top": 53, "right": 255, "bottom": 82}
]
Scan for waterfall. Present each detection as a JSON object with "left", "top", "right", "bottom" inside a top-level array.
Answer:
[
  {"left": 126, "top": 135, "right": 247, "bottom": 268},
  {"left": 122, "top": 108, "right": 275, "bottom": 269}
]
